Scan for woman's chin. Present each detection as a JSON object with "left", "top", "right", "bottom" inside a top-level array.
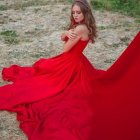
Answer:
[
  {"left": 74, "top": 20, "right": 84, "bottom": 24},
  {"left": 74, "top": 21, "right": 81, "bottom": 24},
  {"left": 74, "top": 21, "right": 79, "bottom": 23}
]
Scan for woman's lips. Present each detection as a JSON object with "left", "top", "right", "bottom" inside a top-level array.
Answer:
[{"left": 74, "top": 18, "right": 78, "bottom": 20}]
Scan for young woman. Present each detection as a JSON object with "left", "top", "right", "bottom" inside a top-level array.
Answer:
[
  {"left": 61, "top": 0, "right": 97, "bottom": 52},
  {"left": 0, "top": 0, "right": 140, "bottom": 140}
]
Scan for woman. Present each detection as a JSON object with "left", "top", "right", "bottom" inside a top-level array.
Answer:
[
  {"left": 61, "top": 0, "right": 97, "bottom": 52},
  {"left": 0, "top": 0, "right": 140, "bottom": 140},
  {"left": 0, "top": 1, "right": 98, "bottom": 139}
]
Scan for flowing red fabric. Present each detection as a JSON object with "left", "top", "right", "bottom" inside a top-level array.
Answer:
[{"left": 0, "top": 32, "right": 140, "bottom": 140}]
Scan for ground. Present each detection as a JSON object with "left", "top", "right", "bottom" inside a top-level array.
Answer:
[{"left": 0, "top": 1, "right": 139, "bottom": 140}]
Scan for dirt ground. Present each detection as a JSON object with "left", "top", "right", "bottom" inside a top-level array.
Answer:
[{"left": 0, "top": 1, "right": 139, "bottom": 140}]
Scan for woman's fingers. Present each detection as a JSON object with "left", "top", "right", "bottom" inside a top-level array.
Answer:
[
  {"left": 69, "top": 31, "right": 77, "bottom": 40},
  {"left": 66, "top": 29, "right": 77, "bottom": 40}
]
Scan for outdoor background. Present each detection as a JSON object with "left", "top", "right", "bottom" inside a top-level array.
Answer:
[{"left": 0, "top": 0, "right": 140, "bottom": 139}]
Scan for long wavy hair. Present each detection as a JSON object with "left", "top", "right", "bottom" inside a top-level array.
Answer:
[{"left": 68, "top": 0, "right": 97, "bottom": 43}]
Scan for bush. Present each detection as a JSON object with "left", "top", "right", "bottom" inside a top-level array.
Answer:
[{"left": 91, "top": 0, "right": 140, "bottom": 17}]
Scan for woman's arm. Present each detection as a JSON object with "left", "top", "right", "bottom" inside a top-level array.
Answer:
[
  {"left": 61, "top": 29, "right": 77, "bottom": 41},
  {"left": 63, "top": 26, "right": 83, "bottom": 52}
]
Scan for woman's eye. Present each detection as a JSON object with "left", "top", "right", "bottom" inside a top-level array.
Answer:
[
  {"left": 77, "top": 12, "right": 81, "bottom": 14},
  {"left": 72, "top": 11, "right": 81, "bottom": 14}
]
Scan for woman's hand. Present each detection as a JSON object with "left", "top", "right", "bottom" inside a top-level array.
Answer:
[
  {"left": 61, "top": 29, "right": 77, "bottom": 41},
  {"left": 63, "top": 26, "right": 83, "bottom": 52},
  {"left": 66, "top": 29, "right": 77, "bottom": 40}
]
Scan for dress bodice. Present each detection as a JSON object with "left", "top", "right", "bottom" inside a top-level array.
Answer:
[{"left": 67, "top": 39, "right": 89, "bottom": 55}]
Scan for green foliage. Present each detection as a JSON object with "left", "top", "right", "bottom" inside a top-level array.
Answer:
[
  {"left": 135, "top": 19, "right": 140, "bottom": 23},
  {"left": 91, "top": 0, "right": 140, "bottom": 17},
  {"left": 67, "top": 0, "right": 73, "bottom": 3},
  {"left": 91, "top": 1, "right": 104, "bottom": 9},
  {"left": 112, "top": 0, "right": 140, "bottom": 17},
  {"left": 0, "top": 5, "right": 7, "bottom": 11},
  {"left": 0, "top": 30, "right": 19, "bottom": 45}
]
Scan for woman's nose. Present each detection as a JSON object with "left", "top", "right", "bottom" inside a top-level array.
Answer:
[{"left": 74, "top": 13, "right": 78, "bottom": 17}]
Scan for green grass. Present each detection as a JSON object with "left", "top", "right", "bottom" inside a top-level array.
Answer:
[
  {"left": 0, "top": 5, "right": 7, "bottom": 11},
  {"left": 0, "top": 30, "right": 19, "bottom": 45},
  {"left": 135, "top": 19, "right": 140, "bottom": 24},
  {"left": 91, "top": 0, "right": 140, "bottom": 18},
  {"left": 66, "top": 0, "right": 140, "bottom": 18},
  {"left": 67, "top": 0, "right": 73, "bottom": 3}
]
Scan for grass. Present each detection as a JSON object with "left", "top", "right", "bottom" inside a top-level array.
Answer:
[
  {"left": 104, "top": 58, "right": 116, "bottom": 63},
  {"left": 1, "top": 0, "right": 140, "bottom": 18},
  {"left": 67, "top": 0, "right": 73, "bottom": 3},
  {"left": 91, "top": 0, "right": 140, "bottom": 18},
  {"left": 0, "top": 30, "right": 19, "bottom": 45},
  {"left": 0, "top": 5, "right": 7, "bottom": 11},
  {"left": 135, "top": 19, "right": 140, "bottom": 24},
  {"left": 66, "top": 0, "right": 140, "bottom": 18},
  {"left": 2, "top": 0, "right": 70, "bottom": 10},
  {"left": 9, "top": 0, "right": 49, "bottom": 10},
  {"left": 120, "top": 36, "right": 130, "bottom": 45}
]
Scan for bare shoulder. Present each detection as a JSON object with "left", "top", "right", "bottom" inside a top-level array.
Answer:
[
  {"left": 75, "top": 24, "right": 89, "bottom": 34},
  {"left": 75, "top": 24, "right": 89, "bottom": 40}
]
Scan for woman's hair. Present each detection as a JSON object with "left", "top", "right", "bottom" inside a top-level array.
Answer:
[{"left": 68, "top": 0, "right": 97, "bottom": 43}]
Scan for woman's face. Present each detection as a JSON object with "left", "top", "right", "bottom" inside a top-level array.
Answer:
[{"left": 72, "top": 4, "right": 84, "bottom": 23}]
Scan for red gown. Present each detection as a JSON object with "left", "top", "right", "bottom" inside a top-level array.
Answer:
[{"left": 0, "top": 32, "right": 140, "bottom": 140}]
